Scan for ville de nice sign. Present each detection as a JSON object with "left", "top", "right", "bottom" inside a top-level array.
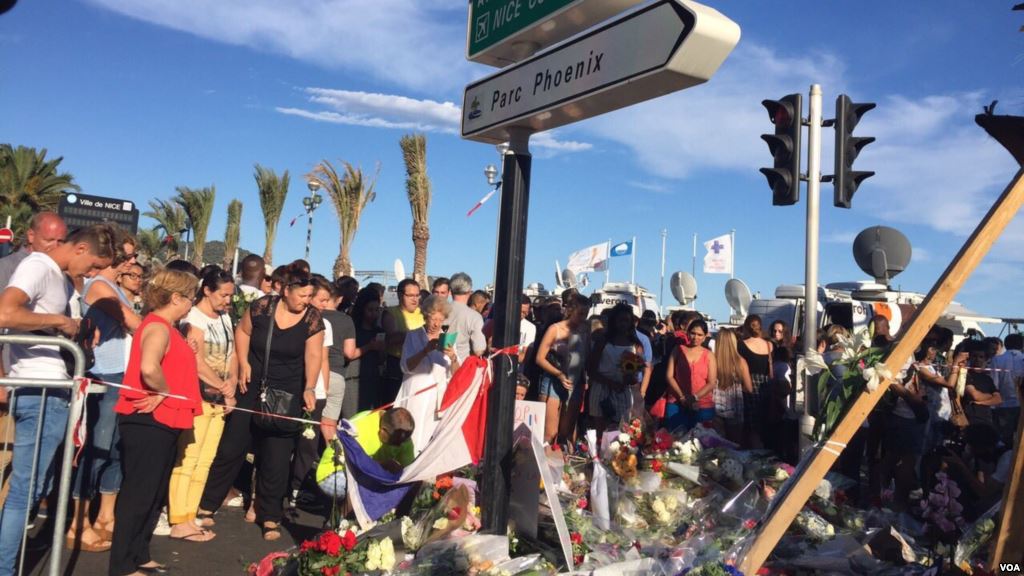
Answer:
[{"left": 462, "top": 0, "right": 741, "bottom": 144}]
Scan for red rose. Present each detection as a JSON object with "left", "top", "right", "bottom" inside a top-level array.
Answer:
[
  {"left": 573, "top": 554, "right": 585, "bottom": 565},
  {"left": 651, "top": 460, "right": 663, "bottom": 472},
  {"left": 340, "top": 529, "right": 357, "bottom": 552},
  {"left": 743, "top": 518, "right": 757, "bottom": 530},
  {"left": 319, "top": 531, "right": 343, "bottom": 556},
  {"left": 448, "top": 506, "right": 462, "bottom": 520},
  {"left": 570, "top": 532, "right": 583, "bottom": 544},
  {"left": 577, "top": 498, "right": 588, "bottom": 510},
  {"left": 579, "top": 443, "right": 588, "bottom": 453},
  {"left": 321, "top": 566, "right": 340, "bottom": 576},
  {"left": 629, "top": 439, "right": 637, "bottom": 448},
  {"left": 300, "top": 539, "right": 317, "bottom": 552}
]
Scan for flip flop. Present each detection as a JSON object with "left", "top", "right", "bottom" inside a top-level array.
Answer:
[
  {"left": 169, "top": 528, "right": 216, "bottom": 543},
  {"left": 261, "top": 523, "right": 282, "bottom": 542},
  {"left": 66, "top": 535, "right": 112, "bottom": 552}
]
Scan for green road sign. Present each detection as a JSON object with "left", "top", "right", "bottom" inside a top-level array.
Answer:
[{"left": 466, "top": 0, "right": 643, "bottom": 67}]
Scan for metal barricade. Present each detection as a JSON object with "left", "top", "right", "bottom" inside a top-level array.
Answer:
[{"left": 0, "top": 334, "right": 86, "bottom": 576}]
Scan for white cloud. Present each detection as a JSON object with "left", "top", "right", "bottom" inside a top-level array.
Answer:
[
  {"left": 627, "top": 181, "right": 671, "bottom": 194},
  {"left": 278, "top": 87, "right": 591, "bottom": 153},
  {"left": 822, "top": 231, "right": 857, "bottom": 244},
  {"left": 585, "top": 44, "right": 848, "bottom": 179},
  {"left": 82, "top": 0, "right": 474, "bottom": 93}
]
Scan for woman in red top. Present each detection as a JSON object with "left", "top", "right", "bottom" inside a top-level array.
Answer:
[
  {"left": 109, "top": 268, "right": 200, "bottom": 576},
  {"left": 664, "top": 319, "right": 718, "bottom": 432}
]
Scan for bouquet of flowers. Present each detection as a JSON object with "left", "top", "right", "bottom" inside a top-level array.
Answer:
[
  {"left": 802, "top": 327, "right": 891, "bottom": 440},
  {"left": 920, "top": 472, "right": 966, "bottom": 545},
  {"left": 954, "top": 502, "right": 1000, "bottom": 570},
  {"left": 231, "top": 290, "right": 260, "bottom": 324},
  {"left": 619, "top": 350, "right": 646, "bottom": 381},
  {"left": 294, "top": 529, "right": 397, "bottom": 575}
]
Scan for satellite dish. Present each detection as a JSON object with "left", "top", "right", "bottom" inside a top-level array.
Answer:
[
  {"left": 725, "top": 278, "right": 753, "bottom": 318},
  {"left": 560, "top": 268, "right": 578, "bottom": 289},
  {"left": 393, "top": 259, "right": 406, "bottom": 281},
  {"left": 852, "top": 226, "right": 911, "bottom": 286},
  {"left": 669, "top": 272, "right": 698, "bottom": 305}
]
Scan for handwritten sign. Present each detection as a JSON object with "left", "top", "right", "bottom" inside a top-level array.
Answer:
[{"left": 513, "top": 400, "right": 545, "bottom": 442}]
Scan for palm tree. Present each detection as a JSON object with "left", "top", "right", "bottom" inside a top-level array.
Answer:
[
  {"left": 0, "top": 144, "right": 80, "bottom": 239},
  {"left": 135, "top": 227, "right": 166, "bottom": 264},
  {"left": 143, "top": 198, "right": 186, "bottom": 255},
  {"left": 254, "top": 164, "right": 290, "bottom": 266},
  {"left": 308, "top": 160, "right": 377, "bottom": 278},
  {"left": 175, "top": 185, "right": 216, "bottom": 267},
  {"left": 223, "top": 199, "right": 243, "bottom": 271},
  {"left": 400, "top": 134, "right": 432, "bottom": 288}
]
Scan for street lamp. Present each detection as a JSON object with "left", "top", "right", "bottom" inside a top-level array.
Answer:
[
  {"left": 484, "top": 164, "right": 499, "bottom": 186},
  {"left": 303, "top": 179, "right": 324, "bottom": 260}
]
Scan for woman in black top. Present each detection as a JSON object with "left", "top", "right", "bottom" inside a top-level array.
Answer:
[
  {"left": 236, "top": 267, "right": 324, "bottom": 541},
  {"left": 738, "top": 315, "right": 773, "bottom": 449},
  {"left": 350, "top": 288, "right": 387, "bottom": 412}
]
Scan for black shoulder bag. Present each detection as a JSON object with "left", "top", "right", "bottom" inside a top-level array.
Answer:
[{"left": 253, "top": 297, "right": 303, "bottom": 434}]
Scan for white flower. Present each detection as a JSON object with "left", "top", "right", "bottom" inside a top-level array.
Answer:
[
  {"left": 862, "top": 364, "right": 893, "bottom": 393},
  {"left": 432, "top": 517, "right": 449, "bottom": 530},
  {"left": 774, "top": 468, "right": 791, "bottom": 482},
  {"left": 657, "top": 510, "right": 671, "bottom": 524},
  {"left": 852, "top": 328, "right": 873, "bottom": 351},
  {"left": 302, "top": 426, "right": 316, "bottom": 440},
  {"left": 608, "top": 441, "right": 621, "bottom": 454},
  {"left": 665, "top": 496, "right": 679, "bottom": 512},
  {"left": 377, "top": 537, "right": 396, "bottom": 571},
  {"left": 618, "top": 433, "right": 630, "bottom": 444},
  {"left": 651, "top": 500, "right": 666, "bottom": 515},
  {"left": 400, "top": 516, "right": 422, "bottom": 549},
  {"left": 802, "top": 350, "right": 830, "bottom": 376},
  {"left": 366, "top": 541, "right": 382, "bottom": 571},
  {"left": 678, "top": 438, "right": 701, "bottom": 463}
]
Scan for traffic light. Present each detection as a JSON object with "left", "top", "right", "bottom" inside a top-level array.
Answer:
[
  {"left": 759, "top": 94, "right": 803, "bottom": 206},
  {"left": 832, "top": 95, "right": 875, "bottom": 208}
]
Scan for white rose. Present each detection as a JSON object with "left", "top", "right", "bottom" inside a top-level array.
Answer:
[
  {"left": 618, "top": 433, "right": 630, "bottom": 444},
  {"left": 651, "top": 500, "right": 666, "bottom": 515},
  {"left": 608, "top": 441, "right": 621, "bottom": 454}
]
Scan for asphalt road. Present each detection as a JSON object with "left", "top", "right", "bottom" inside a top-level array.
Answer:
[{"left": 24, "top": 502, "right": 328, "bottom": 575}]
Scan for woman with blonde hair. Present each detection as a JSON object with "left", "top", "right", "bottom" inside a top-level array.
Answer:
[
  {"left": 109, "top": 268, "right": 201, "bottom": 576},
  {"left": 714, "top": 328, "right": 753, "bottom": 446}
]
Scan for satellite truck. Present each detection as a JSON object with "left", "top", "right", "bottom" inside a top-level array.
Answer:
[{"left": 747, "top": 226, "right": 1004, "bottom": 346}]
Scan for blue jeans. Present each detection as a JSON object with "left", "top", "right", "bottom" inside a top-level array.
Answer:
[
  {"left": 664, "top": 402, "right": 714, "bottom": 433},
  {"left": 0, "top": 391, "right": 69, "bottom": 576},
  {"left": 73, "top": 374, "right": 123, "bottom": 499}
]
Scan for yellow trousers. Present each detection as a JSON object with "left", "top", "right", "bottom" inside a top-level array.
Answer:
[{"left": 168, "top": 402, "right": 225, "bottom": 525}]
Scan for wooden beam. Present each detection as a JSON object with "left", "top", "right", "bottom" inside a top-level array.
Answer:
[
  {"left": 990, "top": 403, "right": 1024, "bottom": 568},
  {"left": 739, "top": 167, "right": 1024, "bottom": 575}
]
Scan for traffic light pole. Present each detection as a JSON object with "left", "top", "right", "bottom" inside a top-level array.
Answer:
[
  {"left": 800, "top": 84, "right": 823, "bottom": 448},
  {"left": 481, "top": 127, "right": 531, "bottom": 534}
]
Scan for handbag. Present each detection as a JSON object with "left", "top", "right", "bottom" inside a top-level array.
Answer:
[{"left": 253, "top": 298, "right": 303, "bottom": 434}]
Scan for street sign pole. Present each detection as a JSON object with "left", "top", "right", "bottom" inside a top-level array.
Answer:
[{"left": 481, "top": 127, "right": 532, "bottom": 533}]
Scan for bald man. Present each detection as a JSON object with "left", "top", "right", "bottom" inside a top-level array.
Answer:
[{"left": 0, "top": 212, "right": 67, "bottom": 289}]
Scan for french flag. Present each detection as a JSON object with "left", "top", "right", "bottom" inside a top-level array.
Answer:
[{"left": 342, "top": 357, "right": 491, "bottom": 528}]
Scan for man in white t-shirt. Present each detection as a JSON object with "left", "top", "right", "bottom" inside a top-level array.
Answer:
[
  {"left": 518, "top": 295, "right": 537, "bottom": 363},
  {"left": 0, "top": 224, "right": 115, "bottom": 572}
]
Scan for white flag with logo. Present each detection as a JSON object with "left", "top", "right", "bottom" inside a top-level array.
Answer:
[
  {"left": 703, "top": 233, "right": 733, "bottom": 275},
  {"left": 567, "top": 242, "right": 610, "bottom": 274}
]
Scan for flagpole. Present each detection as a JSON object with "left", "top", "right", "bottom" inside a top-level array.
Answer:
[
  {"left": 730, "top": 228, "right": 736, "bottom": 279},
  {"left": 605, "top": 237, "right": 611, "bottom": 286},
  {"left": 659, "top": 229, "right": 667, "bottom": 315},
  {"left": 630, "top": 235, "right": 637, "bottom": 285},
  {"left": 692, "top": 233, "right": 697, "bottom": 278}
]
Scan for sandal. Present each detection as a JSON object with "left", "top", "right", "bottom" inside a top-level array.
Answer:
[
  {"left": 66, "top": 535, "right": 112, "bottom": 552},
  {"left": 261, "top": 522, "right": 282, "bottom": 542},
  {"left": 138, "top": 562, "right": 168, "bottom": 574},
  {"left": 195, "top": 511, "right": 216, "bottom": 528},
  {"left": 169, "top": 527, "right": 216, "bottom": 543}
]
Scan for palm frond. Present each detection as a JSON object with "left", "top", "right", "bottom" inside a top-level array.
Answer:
[
  {"left": 175, "top": 185, "right": 216, "bottom": 266},
  {"left": 254, "top": 164, "right": 290, "bottom": 265}
]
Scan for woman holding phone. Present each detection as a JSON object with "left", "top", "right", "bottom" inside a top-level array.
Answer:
[{"left": 397, "top": 295, "right": 459, "bottom": 455}]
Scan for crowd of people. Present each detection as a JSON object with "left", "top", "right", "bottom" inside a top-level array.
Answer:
[{"left": 0, "top": 213, "right": 1019, "bottom": 575}]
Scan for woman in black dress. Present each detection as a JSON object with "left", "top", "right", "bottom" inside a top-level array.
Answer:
[
  {"left": 737, "top": 315, "right": 772, "bottom": 449},
  {"left": 236, "top": 267, "right": 324, "bottom": 540}
]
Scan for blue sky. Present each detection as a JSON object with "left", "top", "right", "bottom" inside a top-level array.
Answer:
[{"left": 2, "top": 1, "right": 1023, "bottom": 325}]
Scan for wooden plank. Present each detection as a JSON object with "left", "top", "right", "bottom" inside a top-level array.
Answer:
[
  {"left": 990, "top": 403, "right": 1024, "bottom": 568},
  {"left": 739, "top": 167, "right": 1024, "bottom": 575}
]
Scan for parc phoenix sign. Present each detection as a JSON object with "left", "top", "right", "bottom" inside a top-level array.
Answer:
[{"left": 462, "top": 0, "right": 741, "bottom": 144}]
